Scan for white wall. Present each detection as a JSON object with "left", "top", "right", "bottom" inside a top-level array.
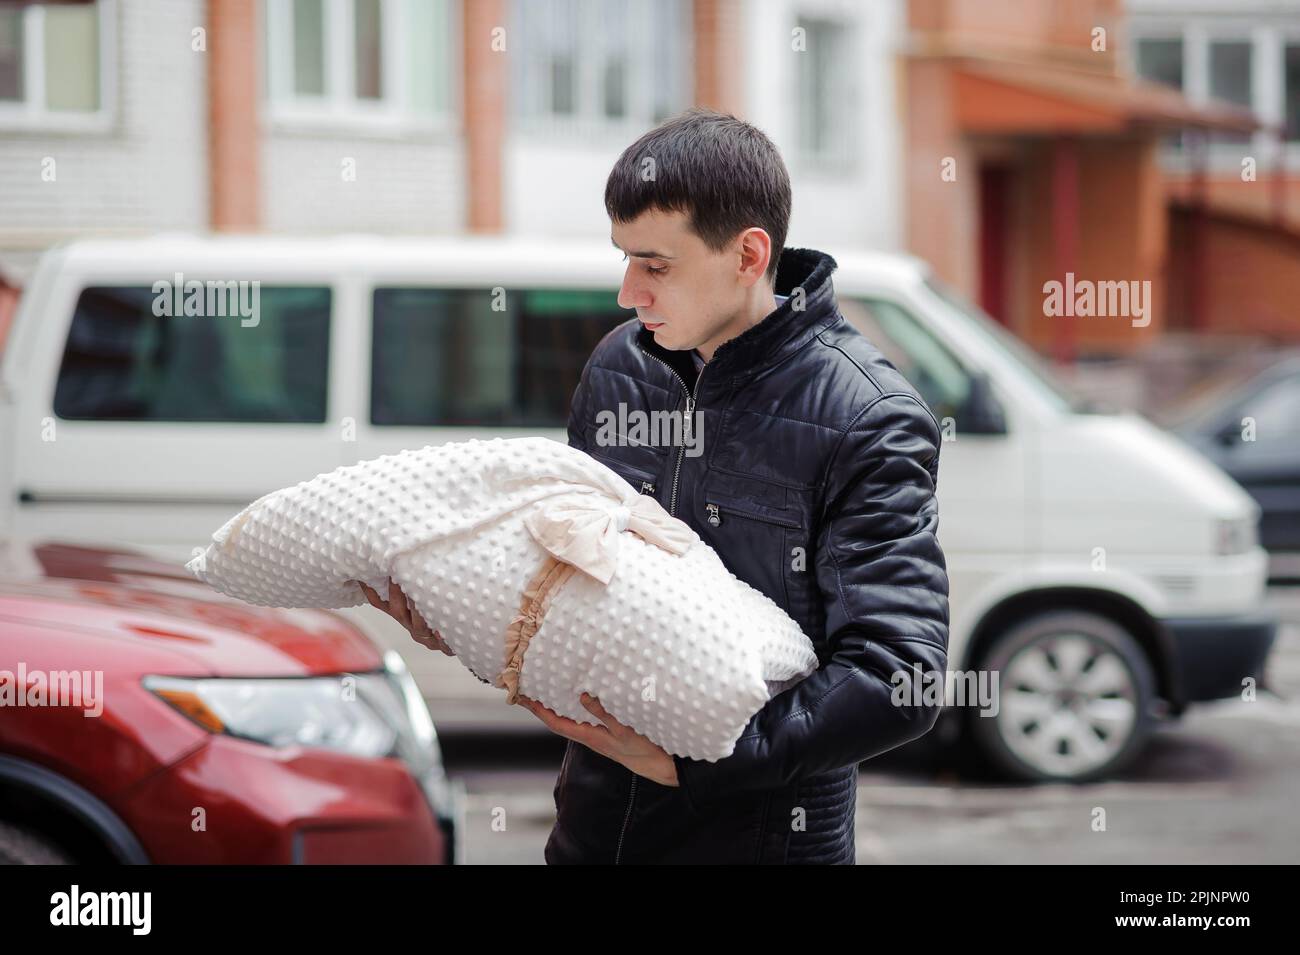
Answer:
[{"left": 261, "top": 129, "right": 465, "bottom": 234}]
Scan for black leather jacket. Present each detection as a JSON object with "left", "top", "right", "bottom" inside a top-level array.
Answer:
[{"left": 544, "top": 247, "right": 950, "bottom": 864}]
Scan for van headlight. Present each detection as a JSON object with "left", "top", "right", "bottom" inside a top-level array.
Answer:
[
  {"left": 1214, "top": 516, "right": 1256, "bottom": 556},
  {"left": 143, "top": 673, "right": 401, "bottom": 758}
]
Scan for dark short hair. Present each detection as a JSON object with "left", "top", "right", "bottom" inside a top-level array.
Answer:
[{"left": 605, "top": 107, "right": 792, "bottom": 281}]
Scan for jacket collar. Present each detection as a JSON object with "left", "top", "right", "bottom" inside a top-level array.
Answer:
[{"left": 635, "top": 247, "right": 840, "bottom": 392}]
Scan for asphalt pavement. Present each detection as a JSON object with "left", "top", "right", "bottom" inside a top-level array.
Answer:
[{"left": 407, "top": 587, "right": 1300, "bottom": 864}]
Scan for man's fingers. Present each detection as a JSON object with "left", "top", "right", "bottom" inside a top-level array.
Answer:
[
  {"left": 516, "top": 696, "right": 613, "bottom": 751},
  {"left": 387, "top": 578, "right": 412, "bottom": 628},
  {"left": 357, "top": 581, "right": 382, "bottom": 609},
  {"left": 404, "top": 592, "right": 433, "bottom": 637},
  {"left": 579, "top": 693, "right": 618, "bottom": 730},
  {"left": 358, "top": 579, "right": 452, "bottom": 655}
]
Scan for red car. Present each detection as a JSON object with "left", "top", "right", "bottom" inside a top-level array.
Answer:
[{"left": 0, "top": 541, "right": 461, "bottom": 864}]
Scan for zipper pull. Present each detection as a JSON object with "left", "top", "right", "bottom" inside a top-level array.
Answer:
[
  {"left": 706, "top": 503, "right": 721, "bottom": 527},
  {"left": 683, "top": 397, "right": 695, "bottom": 441},
  {"left": 640, "top": 481, "right": 656, "bottom": 495}
]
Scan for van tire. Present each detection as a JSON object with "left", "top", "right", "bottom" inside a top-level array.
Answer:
[
  {"left": 967, "top": 610, "right": 1156, "bottom": 783},
  {"left": 0, "top": 819, "right": 75, "bottom": 864}
]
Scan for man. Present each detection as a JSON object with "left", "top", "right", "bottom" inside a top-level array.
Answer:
[
  {"left": 362, "top": 107, "right": 948, "bottom": 864},
  {"left": 513, "top": 107, "right": 951, "bottom": 864}
]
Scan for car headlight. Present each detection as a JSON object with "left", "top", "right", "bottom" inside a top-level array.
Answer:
[
  {"left": 143, "top": 673, "right": 400, "bottom": 758},
  {"left": 1214, "top": 516, "right": 1257, "bottom": 556},
  {"left": 380, "top": 650, "right": 452, "bottom": 814}
]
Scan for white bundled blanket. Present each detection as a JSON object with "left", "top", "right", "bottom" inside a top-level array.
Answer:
[{"left": 185, "top": 437, "right": 819, "bottom": 761}]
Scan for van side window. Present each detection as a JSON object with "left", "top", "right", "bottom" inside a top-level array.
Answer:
[
  {"left": 53, "top": 286, "right": 331, "bottom": 423},
  {"left": 841, "top": 297, "right": 973, "bottom": 427},
  {"left": 370, "top": 287, "right": 628, "bottom": 427}
]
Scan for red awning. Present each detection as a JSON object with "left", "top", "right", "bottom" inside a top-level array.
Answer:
[{"left": 944, "top": 56, "right": 1260, "bottom": 136}]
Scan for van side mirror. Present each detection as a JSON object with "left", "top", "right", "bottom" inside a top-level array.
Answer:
[
  {"left": 958, "top": 372, "right": 1007, "bottom": 435},
  {"left": 1214, "top": 419, "right": 1243, "bottom": 446}
]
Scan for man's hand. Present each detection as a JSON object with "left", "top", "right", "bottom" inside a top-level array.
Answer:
[
  {"left": 516, "top": 692, "right": 679, "bottom": 788},
  {"left": 354, "top": 578, "right": 455, "bottom": 657}
]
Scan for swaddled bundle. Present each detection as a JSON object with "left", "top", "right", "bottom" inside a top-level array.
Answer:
[{"left": 185, "top": 437, "right": 819, "bottom": 761}]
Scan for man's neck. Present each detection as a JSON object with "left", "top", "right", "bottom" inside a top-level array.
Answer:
[{"left": 695, "top": 285, "right": 781, "bottom": 363}]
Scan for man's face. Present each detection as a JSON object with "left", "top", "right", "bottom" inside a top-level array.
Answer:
[{"left": 612, "top": 208, "right": 753, "bottom": 354}]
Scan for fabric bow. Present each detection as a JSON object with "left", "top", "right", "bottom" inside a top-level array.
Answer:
[{"left": 521, "top": 491, "right": 699, "bottom": 584}]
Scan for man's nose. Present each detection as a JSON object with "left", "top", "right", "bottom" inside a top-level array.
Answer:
[{"left": 617, "top": 267, "right": 651, "bottom": 311}]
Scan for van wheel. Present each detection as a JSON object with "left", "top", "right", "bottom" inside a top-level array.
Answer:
[
  {"left": 0, "top": 819, "right": 75, "bottom": 864},
  {"left": 967, "top": 610, "right": 1156, "bottom": 783}
]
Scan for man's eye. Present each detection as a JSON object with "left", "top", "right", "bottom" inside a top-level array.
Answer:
[{"left": 620, "top": 253, "right": 665, "bottom": 275}]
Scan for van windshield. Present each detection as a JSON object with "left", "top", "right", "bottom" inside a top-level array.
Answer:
[{"left": 922, "top": 274, "right": 1093, "bottom": 414}]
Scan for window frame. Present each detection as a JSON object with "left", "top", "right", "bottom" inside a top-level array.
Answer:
[
  {"left": 264, "top": 0, "right": 459, "bottom": 136},
  {"left": 510, "top": 0, "right": 693, "bottom": 144},
  {"left": 791, "top": 11, "right": 861, "bottom": 175},
  {"left": 1127, "top": 15, "right": 1300, "bottom": 171},
  {"left": 0, "top": 0, "right": 116, "bottom": 133}
]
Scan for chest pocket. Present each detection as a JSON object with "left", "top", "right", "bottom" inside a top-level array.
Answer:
[{"left": 699, "top": 472, "right": 816, "bottom": 626}]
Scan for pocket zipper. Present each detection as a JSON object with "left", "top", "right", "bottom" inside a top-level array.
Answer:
[{"left": 705, "top": 500, "right": 803, "bottom": 530}]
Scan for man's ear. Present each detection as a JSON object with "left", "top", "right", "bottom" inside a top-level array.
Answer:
[{"left": 736, "top": 227, "right": 773, "bottom": 287}]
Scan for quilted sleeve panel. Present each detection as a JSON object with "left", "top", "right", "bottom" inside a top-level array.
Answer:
[
  {"left": 672, "top": 391, "right": 950, "bottom": 809},
  {"left": 567, "top": 352, "right": 592, "bottom": 453}
]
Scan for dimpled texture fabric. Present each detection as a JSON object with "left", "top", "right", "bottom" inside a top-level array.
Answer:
[{"left": 185, "top": 436, "right": 819, "bottom": 761}]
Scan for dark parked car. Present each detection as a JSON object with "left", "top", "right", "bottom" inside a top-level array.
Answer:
[{"left": 1175, "top": 357, "right": 1300, "bottom": 569}]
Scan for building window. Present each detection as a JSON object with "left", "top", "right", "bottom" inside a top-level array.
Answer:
[
  {"left": 266, "top": 0, "right": 455, "bottom": 128},
  {"left": 511, "top": 0, "right": 691, "bottom": 138},
  {"left": 1135, "top": 37, "right": 1183, "bottom": 90},
  {"left": 1134, "top": 36, "right": 1185, "bottom": 150},
  {"left": 1209, "top": 39, "right": 1253, "bottom": 107},
  {"left": 794, "top": 15, "right": 859, "bottom": 171},
  {"left": 1208, "top": 39, "right": 1253, "bottom": 144},
  {"left": 0, "top": 0, "right": 110, "bottom": 129}
]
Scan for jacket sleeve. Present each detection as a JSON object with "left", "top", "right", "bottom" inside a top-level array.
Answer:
[
  {"left": 671, "top": 391, "right": 950, "bottom": 809},
  {"left": 566, "top": 352, "right": 593, "bottom": 453}
]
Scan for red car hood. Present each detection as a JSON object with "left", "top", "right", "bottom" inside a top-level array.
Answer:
[{"left": 0, "top": 540, "right": 382, "bottom": 676}]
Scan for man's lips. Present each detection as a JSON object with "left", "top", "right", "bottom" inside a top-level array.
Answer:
[{"left": 640, "top": 319, "right": 664, "bottom": 330}]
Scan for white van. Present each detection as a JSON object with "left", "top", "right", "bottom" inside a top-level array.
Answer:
[{"left": 0, "top": 234, "right": 1276, "bottom": 782}]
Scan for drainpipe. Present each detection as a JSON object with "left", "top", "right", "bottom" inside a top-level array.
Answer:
[
  {"left": 1050, "top": 137, "right": 1080, "bottom": 366},
  {"left": 1188, "top": 126, "right": 1208, "bottom": 332}
]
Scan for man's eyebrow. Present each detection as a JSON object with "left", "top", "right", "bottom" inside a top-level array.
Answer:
[{"left": 610, "top": 237, "right": 676, "bottom": 259}]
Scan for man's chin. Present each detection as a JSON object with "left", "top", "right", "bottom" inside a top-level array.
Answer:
[
  {"left": 643, "top": 324, "right": 694, "bottom": 352},
  {"left": 646, "top": 325, "right": 674, "bottom": 347}
]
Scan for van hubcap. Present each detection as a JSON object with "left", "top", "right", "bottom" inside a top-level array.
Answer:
[{"left": 998, "top": 634, "right": 1138, "bottom": 777}]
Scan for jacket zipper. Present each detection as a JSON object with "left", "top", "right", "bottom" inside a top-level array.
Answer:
[
  {"left": 705, "top": 501, "right": 803, "bottom": 529},
  {"left": 612, "top": 344, "right": 704, "bottom": 864},
  {"left": 636, "top": 344, "right": 703, "bottom": 515}
]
